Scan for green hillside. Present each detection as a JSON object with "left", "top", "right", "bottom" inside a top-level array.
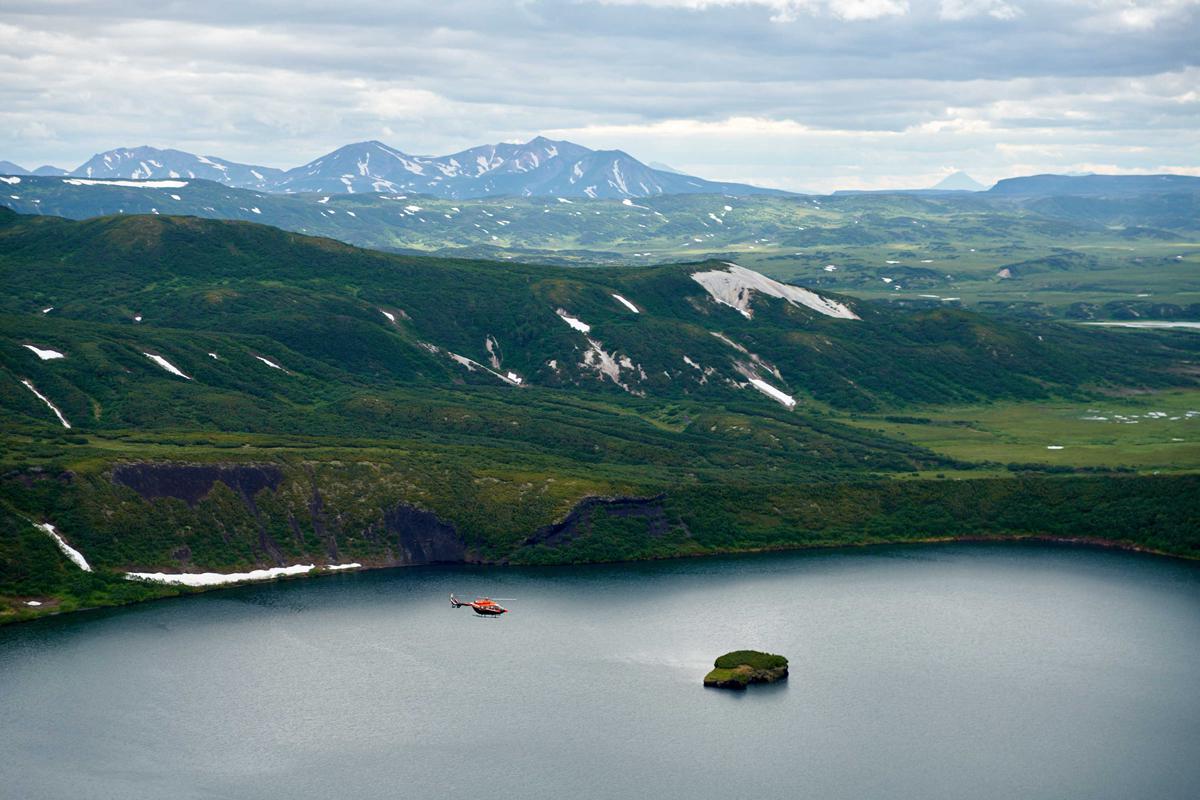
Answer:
[
  {"left": 2, "top": 208, "right": 1198, "bottom": 622},
  {"left": 5, "top": 178, "right": 1198, "bottom": 320}
]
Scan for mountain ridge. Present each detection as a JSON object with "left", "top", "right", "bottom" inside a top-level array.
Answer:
[{"left": 2, "top": 138, "right": 789, "bottom": 200}]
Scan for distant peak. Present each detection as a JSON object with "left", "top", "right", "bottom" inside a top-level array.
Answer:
[{"left": 930, "top": 170, "right": 986, "bottom": 191}]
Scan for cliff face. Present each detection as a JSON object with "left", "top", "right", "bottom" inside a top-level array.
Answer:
[
  {"left": 4, "top": 457, "right": 1200, "bottom": 624},
  {"left": 380, "top": 503, "right": 468, "bottom": 565},
  {"left": 3, "top": 460, "right": 489, "bottom": 574},
  {"left": 523, "top": 494, "right": 671, "bottom": 548},
  {"left": 112, "top": 463, "right": 284, "bottom": 508}
]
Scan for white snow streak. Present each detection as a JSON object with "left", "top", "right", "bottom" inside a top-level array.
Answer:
[
  {"left": 556, "top": 309, "right": 592, "bottom": 333},
  {"left": 255, "top": 355, "right": 285, "bottom": 370},
  {"left": 36, "top": 522, "right": 91, "bottom": 570},
  {"left": 63, "top": 178, "right": 188, "bottom": 188},
  {"left": 1083, "top": 321, "right": 1200, "bottom": 331},
  {"left": 611, "top": 294, "right": 639, "bottom": 313},
  {"left": 748, "top": 378, "right": 796, "bottom": 409},
  {"left": 19, "top": 379, "right": 70, "bottom": 428},
  {"left": 143, "top": 352, "right": 191, "bottom": 379}
]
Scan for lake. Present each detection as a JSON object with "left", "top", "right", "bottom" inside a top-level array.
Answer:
[{"left": 3, "top": 542, "right": 1199, "bottom": 799}]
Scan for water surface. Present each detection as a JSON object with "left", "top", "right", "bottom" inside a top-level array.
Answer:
[{"left": 3, "top": 542, "right": 1199, "bottom": 799}]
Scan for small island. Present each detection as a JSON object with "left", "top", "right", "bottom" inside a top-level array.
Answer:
[{"left": 703, "top": 650, "right": 789, "bottom": 689}]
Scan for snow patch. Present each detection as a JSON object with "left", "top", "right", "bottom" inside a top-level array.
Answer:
[
  {"left": 63, "top": 178, "right": 188, "bottom": 188},
  {"left": 448, "top": 352, "right": 522, "bottom": 386},
  {"left": 0, "top": 176, "right": 20, "bottom": 185},
  {"left": 556, "top": 309, "right": 591, "bottom": 333},
  {"left": 379, "top": 309, "right": 396, "bottom": 323},
  {"left": 691, "top": 263, "right": 858, "bottom": 320},
  {"left": 127, "top": 564, "right": 314, "bottom": 587},
  {"left": 1083, "top": 321, "right": 1200, "bottom": 331},
  {"left": 19, "top": 379, "right": 70, "bottom": 428},
  {"left": 611, "top": 294, "right": 639, "bottom": 313},
  {"left": 748, "top": 378, "right": 796, "bottom": 409},
  {"left": 326, "top": 563, "right": 361, "bottom": 571},
  {"left": 144, "top": 352, "right": 191, "bottom": 379},
  {"left": 23, "top": 345, "right": 65, "bottom": 360},
  {"left": 255, "top": 355, "right": 285, "bottom": 371},
  {"left": 36, "top": 522, "right": 91, "bottom": 571}
]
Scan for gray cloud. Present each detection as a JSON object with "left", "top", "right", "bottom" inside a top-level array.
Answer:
[{"left": 0, "top": 0, "right": 1196, "bottom": 190}]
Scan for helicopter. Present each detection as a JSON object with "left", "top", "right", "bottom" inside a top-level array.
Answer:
[{"left": 450, "top": 594, "right": 508, "bottom": 616}]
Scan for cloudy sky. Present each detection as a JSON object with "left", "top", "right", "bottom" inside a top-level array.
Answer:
[{"left": 1, "top": 0, "right": 1196, "bottom": 191}]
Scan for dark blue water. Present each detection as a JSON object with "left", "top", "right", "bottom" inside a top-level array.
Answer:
[{"left": 3, "top": 542, "right": 1199, "bottom": 799}]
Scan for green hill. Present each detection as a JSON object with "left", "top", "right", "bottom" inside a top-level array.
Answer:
[
  {"left": 2, "top": 208, "right": 1198, "bottom": 622},
  {"left": 4, "top": 177, "right": 1199, "bottom": 320}
]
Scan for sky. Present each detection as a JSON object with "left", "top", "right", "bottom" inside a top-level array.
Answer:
[{"left": 0, "top": 0, "right": 1197, "bottom": 192}]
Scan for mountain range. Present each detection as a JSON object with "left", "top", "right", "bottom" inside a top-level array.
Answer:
[{"left": 0, "top": 138, "right": 788, "bottom": 200}]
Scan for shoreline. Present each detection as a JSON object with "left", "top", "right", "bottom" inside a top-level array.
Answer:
[{"left": 3, "top": 533, "right": 1196, "bottom": 628}]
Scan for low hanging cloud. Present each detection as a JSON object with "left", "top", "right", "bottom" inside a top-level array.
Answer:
[{"left": 0, "top": 0, "right": 1195, "bottom": 190}]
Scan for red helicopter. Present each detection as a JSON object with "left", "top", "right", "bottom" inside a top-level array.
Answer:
[{"left": 450, "top": 594, "right": 508, "bottom": 616}]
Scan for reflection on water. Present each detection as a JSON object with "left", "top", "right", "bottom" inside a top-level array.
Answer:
[{"left": 2, "top": 542, "right": 1199, "bottom": 800}]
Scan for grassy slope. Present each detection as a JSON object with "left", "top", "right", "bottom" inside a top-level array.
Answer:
[
  {"left": 5, "top": 179, "right": 1198, "bottom": 319},
  {"left": 2, "top": 208, "right": 1198, "bottom": 622}
]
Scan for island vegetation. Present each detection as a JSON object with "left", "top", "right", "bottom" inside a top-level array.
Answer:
[{"left": 704, "top": 650, "right": 789, "bottom": 689}]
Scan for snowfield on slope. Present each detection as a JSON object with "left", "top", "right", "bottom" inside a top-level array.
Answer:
[
  {"left": 126, "top": 564, "right": 315, "bottom": 587},
  {"left": 747, "top": 378, "right": 797, "bottom": 409},
  {"left": 63, "top": 178, "right": 189, "bottom": 188},
  {"left": 556, "top": 309, "right": 592, "bottom": 333},
  {"left": 23, "top": 344, "right": 65, "bottom": 360},
  {"left": 691, "top": 263, "right": 858, "bottom": 320}
]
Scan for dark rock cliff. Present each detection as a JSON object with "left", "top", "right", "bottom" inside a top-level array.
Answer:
[
  {"left": 523, "top": 494, "right": 671, "bottom": 548},
  {"left": 379, "top": 503, "right": 469, "bottom": 565},
  {"left": 112, "top": 463, "right": 283, "bottom": 508}
]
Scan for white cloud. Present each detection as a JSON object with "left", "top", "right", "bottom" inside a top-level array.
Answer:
[
  {"left": 940, "top": 0, "right": 1023, "bottom": 20},
  {"left": 0, "top": 1, "right": 1195, "bottom": 190},
  {"left": 593, "top": 0, "right": 908, "bottom": 21}
]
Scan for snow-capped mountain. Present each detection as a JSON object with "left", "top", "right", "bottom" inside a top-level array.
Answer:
[
  {"left": 275, "top": 136, "right": 785, "bottom": 199},
  {"left": 69, "top": 146, "right": 283, "bottom": 190},
  {"left": 20, "top": 138, "right": 787, "bottom": 199}
]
